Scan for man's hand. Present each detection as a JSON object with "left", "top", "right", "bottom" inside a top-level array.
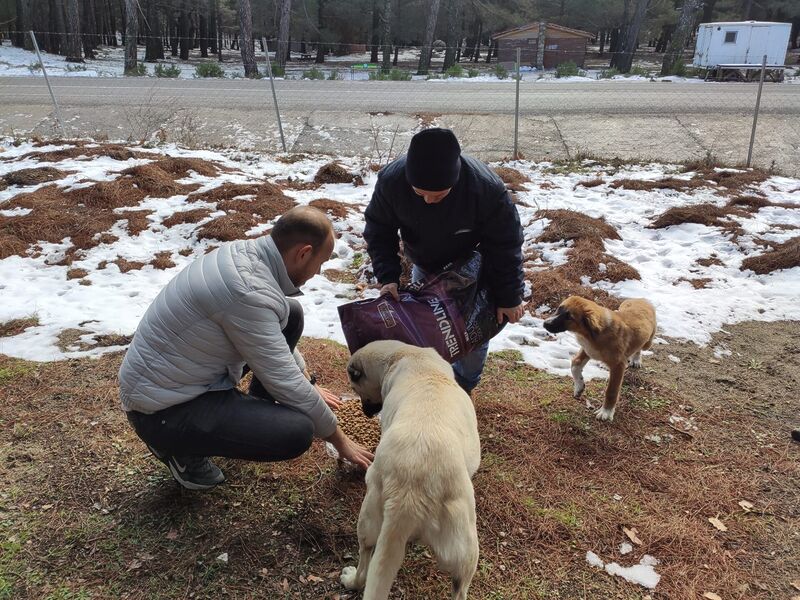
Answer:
[
  {"left": 379, "top": 282, "right": 400, "bottom": 301},
  {"left": 497, "top": 303, "right": 525, "bottom": 325},
  {"left": 316, "top": 385, "right": 343, "bottom": 411},
  {"left": 326, "top": 427, "right": 374, "bottom": 469}
]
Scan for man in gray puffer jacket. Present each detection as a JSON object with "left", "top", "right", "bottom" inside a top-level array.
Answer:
[{"left": 120, "top": 206, "right": 373, "bottom": 490}]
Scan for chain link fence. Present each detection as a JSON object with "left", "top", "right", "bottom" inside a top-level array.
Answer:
[{"left": 2, "top": 32, "right": 799, "bottom": 175}]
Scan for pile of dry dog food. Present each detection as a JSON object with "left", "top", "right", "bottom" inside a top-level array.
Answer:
[{"left": 336, "top": 398, "right": 381, "bottom": 452}]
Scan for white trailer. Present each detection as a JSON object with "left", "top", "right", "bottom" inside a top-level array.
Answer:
[{"left": 693, "top": 21, "right": 791, "bottom": 82}]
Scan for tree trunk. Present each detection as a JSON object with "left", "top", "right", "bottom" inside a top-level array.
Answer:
[
  {"left": 442, "top": 0, "right": 461, "bottom": 71},
  {"left": 416, "top": 0, "right": 441, "bottom": 74},
  {"left": 81, "top": 0, "right": 98, "bottom": 59},
  {"left": 393, "top": 44, "right": 398, "bottom": 65},
  {"left": 52, "top": 0, "right": 68, "bottom": 54},
  {"left": 614, "top": 0, "right": 649, "bottom": 73},
  {"left": 179, "top": 1, "right": 190, "bottom": 60},
  {"left": 661, "top": 0, "right": 703, "bottom": 75},
  {"left": 238, "top": 0, "right": 257, "bottom": 75},
  {"left": 599, "top": 29, "right": 606, "bottom": 55},
  {"left": 471, "top": 20, "right": 482, "bottom": 61},
  {"left": 199, "top": 8, "right": 208, "bottom": 57},
  {"left": 215, "top": 0, "right": 222, "bottom": 59},
  {"left": 123, "top": 0, "right": 137, "bottom": 71},
  {"left": 381, "top": 0, "right": 392, "bottom": 71},
  {"left": 702, "top": 0, "right": 717, "bottom": 23},
  {"left": 277, "top": 0, "right": 291, "bottom": 68},
  {"left": 13, "top": 0, "right": 27, "bottom": 48},
  {"left": 315, "top": 0, "right": 326, "bottom": 63},
  {"left": 107, "top": 0, "right": 117, "bottom": 46},
  {"left": 485, "top": 38, "right": 494, "bottom": 63},
  {"left": 145, "top": 0, "right": 163, "bottom": 61},
  {"left": 209, "top": 0, "right": 218, "bottom": 54},
  {"left": 741, "top": 0, "right": 753, "bottom": 20},
  {"left": 655, "top": 24, "right": 674, "bottom": 53},
  {"left": 370, "top": 0, "right": 379, "bottom": 63},
  {"left": 170, "top": 12, "right": 179, "bottom": 56},
  {"left": 64, "top": 0, "right": 83, "bottom": 61}
]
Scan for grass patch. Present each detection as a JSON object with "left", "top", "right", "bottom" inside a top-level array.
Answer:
[
  {"left": 194, "top": 62, "right": 225, "bottom": 78},
  {"left": 445, "top": 64, "right": 464, "bottom": 78},
  {"left": 740, "top": 237, "right": 800, "bottom": 275},
  {"left": 314, "top": 162, "right": 361, "bottom": 185},
  {"left": 309, "top": 198, "right": 353, "bottom": 219},
  {"left": 2, "top": 167, "right": 70, "bottom": 186},
  {"left": 535, "top": 209, "right": 620, "bottom": 245},
  {"left": 154, "top": 64, "right": 182, "bottom": 78},
  {"left": 0, "top": 316, "right": 39, "bottom": 337},
  {"left": 302, "top": 67, "right": 325, "bottom": 80},
  {"left": 124, "top": 63, "right": 147, "bottom": 77},
  {"left": 493, "top": 167, "right": 530, "bottom": 192},
  {"left": 555, "top": 61, "right": 584, "bottom": 78},
  {"left": 369, "top": 68, "right": 412, "bottom": 81}
]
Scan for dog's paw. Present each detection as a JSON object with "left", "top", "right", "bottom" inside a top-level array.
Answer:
[
  {"left": 573, "top": 381, "right": 585, "bottom": 398},
  {"left": 340, "top": 566, "right": 359, "bottom": 590},
  {"left": 628, "top": 358, "right": 642, "bottom": 369},
  {"left": 595, "top": 407, "right": 615, "bottom": 422}
]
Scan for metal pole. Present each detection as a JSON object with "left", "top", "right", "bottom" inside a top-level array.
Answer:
[
  {"left": 514, "top": 46, "right": 521, "bottom": 160},
  {"left": 746, "top": 54, "right": 767, "bottom": 168},
  {"left": 30, "top": 31, "right": 67, "bottom": 138},
  {"left": 262, "top": 37, "right": 287, "bottom": 153}
]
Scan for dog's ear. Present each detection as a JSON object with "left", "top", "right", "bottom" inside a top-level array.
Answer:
[
  {"left": 347, "top": 364, "right": 362, "bottom": 382},
  {"left": 582, "top": 309, "right": 604, "bottom": 339}
]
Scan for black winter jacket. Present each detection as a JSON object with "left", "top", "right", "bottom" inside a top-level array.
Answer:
[{"left": 364, "top": 154, "right": 525, "bottom": 308}]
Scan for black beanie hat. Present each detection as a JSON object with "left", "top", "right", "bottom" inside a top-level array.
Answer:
[{"left": 404, "top": 128, "right": 461, "bottom": 191}]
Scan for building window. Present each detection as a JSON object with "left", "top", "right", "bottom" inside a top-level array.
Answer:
[
  {"left": 546, "top": 44, "right": 559, "bottom": 50},
  {"left": 724, "top": 31, "right": 737, "bottom": 44}
]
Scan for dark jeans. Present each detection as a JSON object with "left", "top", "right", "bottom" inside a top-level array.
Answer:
[{"left": 127, "top": 299, "right": 314, "bottom": 462}]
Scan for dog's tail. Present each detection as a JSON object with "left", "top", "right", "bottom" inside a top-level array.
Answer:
[{"left": 362, "top": 513, "right": 414, "bottom": 600}]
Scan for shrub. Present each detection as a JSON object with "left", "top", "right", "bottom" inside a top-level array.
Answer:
[
  {"left": 370, "top": 68, "right": 412, "bottom": 81},
  {"left": 598, "top": 67, "right": 620, "bottom": 79},
  {"left": 195, "top": 62, "right": 225, "bottom": 78},
  {"left": 446, "top": 63, "right": 464, "bottom": 78},
  {"left": 467, "top": 67, "right": 480, "bottom": 78},
  {"left": 555, "top": 61, "right": 583, "bottom": 78},
  {"left": 125, "top": 63, "right": 148, "bottom": 77},
  {"left": 328, "top": 69, "right": 341, "bottom": 80},
  {"left": 302, "top": 67, "right": 325, "bottom": 80},
  {"left": 66, "top": 64, "right": 87, "bottom": 72},
  {"left": 628, "top": 65, "right": 650, "bottom": 77},
  {"left": 154, "top": 64, "right": 182, "bottom": 78},
  {"left": 270, "top": 65, "right": 286, "bottom": 77},
  {"left": 493, "top": 63, "right": 508, "bottom": 80}
]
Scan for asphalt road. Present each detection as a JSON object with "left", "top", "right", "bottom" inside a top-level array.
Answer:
[
  {"left": 0, "top": 76, "right": 797, "bottom": 174},
  {"left": 1, "top": 76, "right": 799, "bottom": 115}
]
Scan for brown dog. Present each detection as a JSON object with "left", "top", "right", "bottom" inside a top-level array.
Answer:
[{"left": 543, "top": 296, "right": 657, "bottom": 422}]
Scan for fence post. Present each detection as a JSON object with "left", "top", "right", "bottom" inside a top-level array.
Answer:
[
  {"left": 513, "top": 46, "right": 521, "bottom": 160},
  {"left": 746, "top": 54, "right": 767, "bottom": 168},
  {"left": 262, "top": 37, "right": 287, "bottom": 153},
  {"left": 29, "top": 30, "right": 67, "bottom": 138}
]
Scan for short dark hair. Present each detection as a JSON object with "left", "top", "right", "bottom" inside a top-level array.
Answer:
[{"left": 271, "top": 206, "right": 333, "bottom": 254}]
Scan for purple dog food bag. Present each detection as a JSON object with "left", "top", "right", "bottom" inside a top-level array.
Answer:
[{"left": 337, "top": 252, "right": 504, "bottom": 363}]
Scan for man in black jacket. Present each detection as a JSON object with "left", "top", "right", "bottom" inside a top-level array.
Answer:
[{"left": 363, "top": 128, "right": 525, "bottom": 393}]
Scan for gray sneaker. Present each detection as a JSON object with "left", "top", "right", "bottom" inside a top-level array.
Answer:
[
  {"left": 165, "top": 455, "right": 225, "bottom": 490},
  {"left": 146, "top": 444, "right": 225, "bottom": 490}
]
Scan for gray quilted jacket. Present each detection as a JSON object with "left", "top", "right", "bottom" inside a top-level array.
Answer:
[{"left": 118, "top": 236, "right": 337, "bottom": 438}]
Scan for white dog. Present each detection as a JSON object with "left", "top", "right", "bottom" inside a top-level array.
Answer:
[{"left": 340, "top": 340, "right": 481, "bottom": 600}]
